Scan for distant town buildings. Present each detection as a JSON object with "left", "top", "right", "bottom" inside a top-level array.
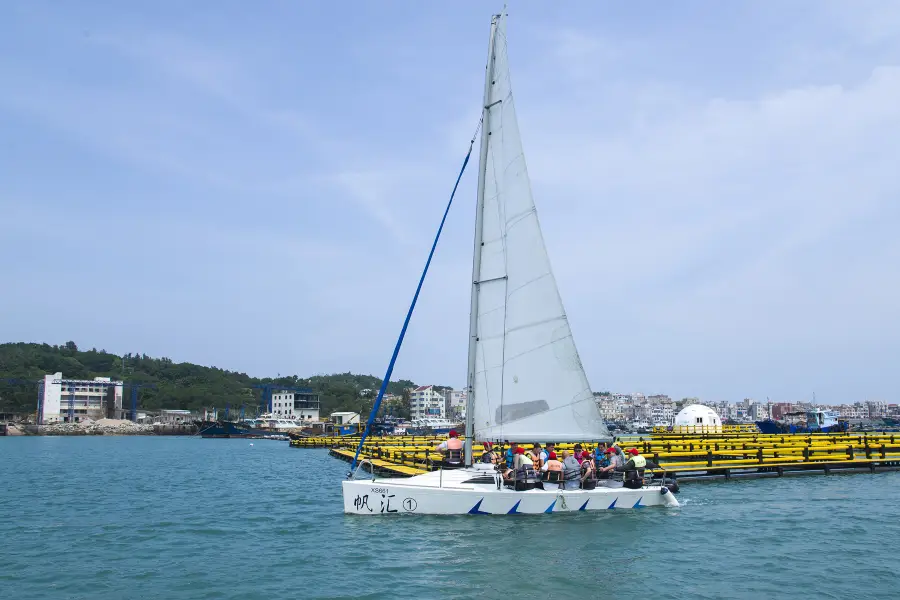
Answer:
[
  {"left": 592, "top": 393, "right": 676, "bottom": 425},
  {"left": 591, "top": 392, "right": 898, "bottom": 425}
]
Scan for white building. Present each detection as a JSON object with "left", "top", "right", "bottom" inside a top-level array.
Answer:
[
  {"left": 596, "top": 399, "right": 622, "bottom": 421},
  {"left": 409, "top": 385, "right": 446, "bottom": 420},
  {"left": 866, "top": 401, "right": 887, "bottom": 418},
  {"left": 38, "top": 373, "right": 124, "bottom": 424},
  {"left": 748, "top": 402, "right": 769, "bottom": 420},
  {"left": 674, "top": 404, "right": 723, "bottom": 432},
  {"left": 330, "top": 411, "right": 360, "bottom": 425},
  {"left": 271, "top": 390, "right": 321, "bottom": 421},
  {"left": 840, "top": 403, "right": 867, "bottom": 419},
  {"left": 445, "top": 390, "right": 467, "bottom": 420},
  {"left": 649, "top": 402, "right": 675, "bottom": 426}
]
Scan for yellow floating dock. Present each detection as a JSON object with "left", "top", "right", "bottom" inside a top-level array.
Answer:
[{"left": 300, "top": 431, "right": 900, "bottom": 482}]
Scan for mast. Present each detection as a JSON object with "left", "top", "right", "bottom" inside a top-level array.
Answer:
[{"left": 465, "top": 13, "right": 500, "bottom": 466}]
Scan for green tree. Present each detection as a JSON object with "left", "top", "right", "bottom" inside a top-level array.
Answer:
[{"left": 0, "top": 342, "right": 421, "bottom": 417}]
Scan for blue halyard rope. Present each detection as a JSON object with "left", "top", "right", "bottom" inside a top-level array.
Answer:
[{"left": 348, "top": 133, "right": 479, "bottom": 477}]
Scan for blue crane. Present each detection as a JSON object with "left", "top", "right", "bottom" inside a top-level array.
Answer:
[
  {"left": 251, "top": 383, "right": 314, "bottom": 415},
  {"left": 128, "top": 383, "right": 157, "bottom": 422}
]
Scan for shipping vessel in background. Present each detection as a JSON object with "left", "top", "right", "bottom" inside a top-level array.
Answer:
[{"left": 755, "top": 409, "right": 849, "bottom": 434}]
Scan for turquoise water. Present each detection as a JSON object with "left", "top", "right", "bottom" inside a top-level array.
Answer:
[{"left": 1, "top": 437, "right": 898, "bottom": 599}]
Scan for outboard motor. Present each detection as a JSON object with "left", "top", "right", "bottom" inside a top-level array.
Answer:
[{"left": 665, "top": 478, "right": 679, "bottom": 494}]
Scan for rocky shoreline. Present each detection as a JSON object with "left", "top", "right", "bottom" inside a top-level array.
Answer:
[{"left": 2, "top": 418, "right": 198, "bottom": 436}]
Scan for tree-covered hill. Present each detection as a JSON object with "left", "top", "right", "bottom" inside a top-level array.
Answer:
[{"left": 0, "top": 342, "right": 423, "bottom": 418}]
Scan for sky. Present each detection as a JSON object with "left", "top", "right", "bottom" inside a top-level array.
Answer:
[{"left": 1, "top": 1, "right": 898, "bottom": 405}]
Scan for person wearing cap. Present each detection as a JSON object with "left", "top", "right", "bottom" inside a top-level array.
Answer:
[
  {"left": 513, "top": 446, "right": 533, "bottom": 470},
  {"left": 616, "top": 448, "right": 659, "bottom": 489},
  {"left": 481, "top": 441, "right": 499, "bottom": 464},
  {"left": 579, "top": 450, "right": 595, "bottom": 486},
  {"left": 435, "top": 430, "right": 463, "bottom": 468},
  {"left": 540, "top": 450, "right": 564, "bottom": 490},
  {"left": 596, "top": 447, "right": 619, "bottom": 479},
  {"left": 513, "top": 446, "right": 540, "bottom": 490}
]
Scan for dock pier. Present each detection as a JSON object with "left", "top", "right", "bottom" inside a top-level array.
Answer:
[{"left": 296, "top": 430, "right": 900, "bottom": 482}]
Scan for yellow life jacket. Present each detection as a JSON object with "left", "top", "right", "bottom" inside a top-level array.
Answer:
[{"left": 631, "top": 455, "right": 646, "bottom": 469}]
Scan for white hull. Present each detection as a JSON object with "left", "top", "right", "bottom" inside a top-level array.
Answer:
[{"left": 342, "top": 466, "right": 679, "bottom": 515}]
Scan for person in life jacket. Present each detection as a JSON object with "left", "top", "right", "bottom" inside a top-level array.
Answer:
[
  {"left": 544, "top": 442, "right": 556, "bottom": 461},
  {"left": 573, "top": 444, "right": 584, "bottom": 464},
  {"left": 537, "top": 443, "right": 548, "bottom": 464},
  {"left": 595, "top": 447, "right": 617, "bottom": 479},
  {"left": 513, "top": 446, "right": 540, "bottom": 489},
  {"left": 513, "top": 446, "right": 532, "bottom": 470},
  {"left": 617, "top": 448, "right": 658, "bottom": 489},
  {"left": 594, "top": 443, "right": 608, "bottom": 466},
  {"left": 540, "top": 451, "right": 564, "bottom": 490},
  {"left": 579, "top": 451, "right": 595, "bottom": 480},
  {"left": 561, "top": 450, "right": 581, "bottom": 490},
  {"left": 505, "top": 442, "right": 518, "bottom": 469},
  {"left": 529, "top": 444, "right": 543, "bottom": 471},
  {"left": 435, "top": 430, "right": 463, "bottom": 467},
  {"left": 481, "top": 441, "right": 500, "bottom": 464}
]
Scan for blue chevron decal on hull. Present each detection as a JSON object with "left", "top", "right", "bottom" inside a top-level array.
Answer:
[
  {"left": 545, "top": 499, "right": 557, "bottom": 513},
  {"left": 633, "top": 496, "right": 644, "bottom": 508},
  {"left": 468, "top": 499, "right": 491, "bottom": 514},
  {"left": 507, "top": 500, "right": 521, "bottom": 514},
  {"left": 607, "top": 498, "right": 617, "bottom": 509},
  {"left": 579, "top": 499, "right": 589, "bottom": 511}
]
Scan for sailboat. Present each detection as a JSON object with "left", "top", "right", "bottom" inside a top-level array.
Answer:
[{"left": 342, "top": 11, "right": 678, "bottom": 514}]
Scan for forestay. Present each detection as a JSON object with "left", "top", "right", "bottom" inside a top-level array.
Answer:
[{"left": 470, "top": 13, "right": 611, "bottom": 443}]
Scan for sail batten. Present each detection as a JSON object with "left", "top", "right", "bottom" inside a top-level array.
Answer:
[{"left": 470, "top": 12, "right": 611, "bottom": 444}]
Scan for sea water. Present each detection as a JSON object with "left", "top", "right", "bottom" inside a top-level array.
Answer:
[{"left": 1, "top": 436, "right": 898, "bottom": 600}]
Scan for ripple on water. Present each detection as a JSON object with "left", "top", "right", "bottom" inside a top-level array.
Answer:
[{"left": 2, "top": 438, "right": 899, "bottom": 599}]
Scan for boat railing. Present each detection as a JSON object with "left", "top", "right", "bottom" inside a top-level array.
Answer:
[{"left": 349, "top": 458, "right": 375, "bottom": 481}]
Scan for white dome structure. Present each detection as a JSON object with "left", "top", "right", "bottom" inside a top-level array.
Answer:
[{"left": 674, "top": 404, "right": 723, "bottom": 432}]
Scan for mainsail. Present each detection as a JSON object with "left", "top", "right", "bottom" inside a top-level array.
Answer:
[{"left": 468, "top": 13, "right": 611, "bottom": 443}]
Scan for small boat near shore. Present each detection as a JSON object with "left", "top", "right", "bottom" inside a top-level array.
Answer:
[
  {"left": 197, "top": 420, "right": 290, "bottom": 440},
  {"left": 406, "top": 418, "right": 461, "bottom": 436}
]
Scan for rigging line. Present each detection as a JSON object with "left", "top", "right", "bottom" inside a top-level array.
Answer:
[
  {"left": 348, "top": 129, "right": 479, "bottom": 478},
  {"left": 471, "top": 114, "right": 484, "bottom": 145}
]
